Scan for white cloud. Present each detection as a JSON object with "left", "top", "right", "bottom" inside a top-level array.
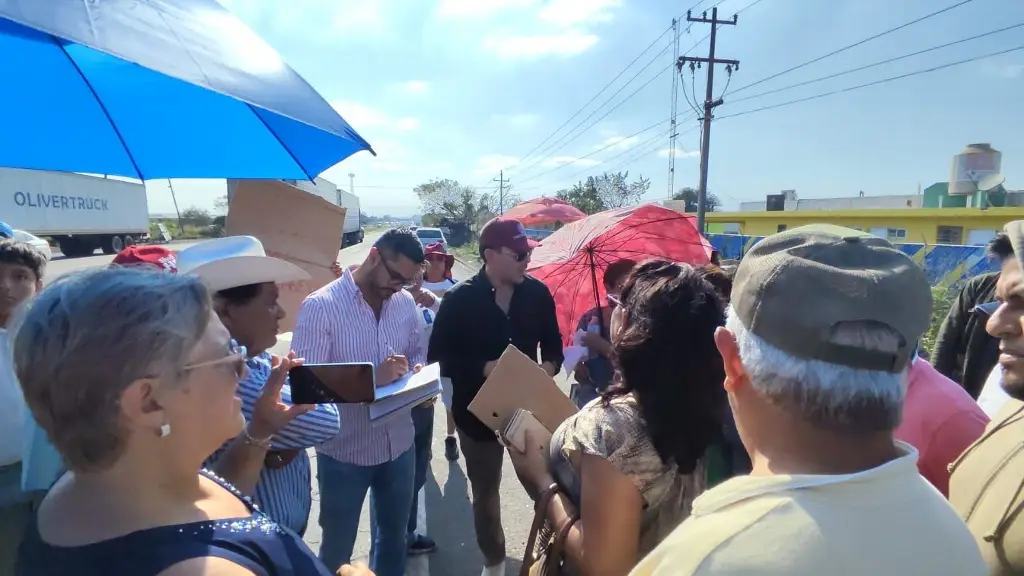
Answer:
[
  {"left": 474, "top": 154, "right": 520, "bottom": 175},
  {"left": 493, "top": 113, "right": 540, "bottom": 129},
  {"left": 396, "top": 80, "right": 430, "bottom": 95},
  {"left": 330, "top": 101, "right": 420, "bottom": 133},
  {"left": 538, "top": 0, "right": 622, "bottom": 26},
  {"left": 542, "top": 156, "right": 601, "bottom": 168},
  {"left": 657, "top": 147, "right": 700, "bottom": 158},
  {"left": 435, "top": 0, "right": 535, "bottom": 19},
  {"left": 218, "top": 0, "right": 387, "bottom": 37},
  {"left": 484, "top": 30, "right": 599, "bottom": 59},
  {"left": 598, "top": 135, "right": 639, "bottom": 151}
]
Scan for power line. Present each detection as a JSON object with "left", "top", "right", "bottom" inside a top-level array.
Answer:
[
  {"left": 503, "top": 25, "right": 673, "bottom": 173},
  {"left": 728, "top": 21, "right": 1024, "bottom": 104},
  {"left": 719, "top": 44, "right": 1024, "bottom": 120},
  {"left": 512, "top": 29, "right": 714, "bottom": 182},
  {"left": 728, "top": 0, "right": 980, "bottom": 95},
  {"left": 516, "top": 118, "right": 675, "bottom": 186},
  {"left": 518, "top": 122, "right": 698, "bottom": 193}
]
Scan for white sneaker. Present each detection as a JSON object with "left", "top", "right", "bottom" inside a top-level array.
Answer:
[{"left": 481, "top": 560, "right": 506, "bottom": 576}]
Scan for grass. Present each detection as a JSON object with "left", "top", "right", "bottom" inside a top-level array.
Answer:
[
  {"left": 449, "top": 241, "right": 480, "bottom": 265},
  {"left": 149, "top": 219, "right": 220, "bottom": 240},
  {"left": 921, "top": 284, "right": 957, "bottom": 357}
]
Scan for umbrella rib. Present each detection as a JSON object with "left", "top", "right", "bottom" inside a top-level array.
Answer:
[
  {"left": 244, "top": 104, "right": 316, "bottom": 181},
  {"left": 52, "top": 39, "right": 144, "bottom": 180}
]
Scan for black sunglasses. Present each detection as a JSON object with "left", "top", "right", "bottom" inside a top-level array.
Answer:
[
  {"left": 975, "top": 301, "right": 1000, "bottom": 317},
  {"left": 380, "top": 257, "right": 416, "bottom": 288}
]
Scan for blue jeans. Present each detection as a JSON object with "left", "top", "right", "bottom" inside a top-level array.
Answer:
[
  {"left": 408, "top": 404, "right": 434, "bottom": 536},
  {"left": 316, "top": 448, "right": 415, "bottom": 576}
]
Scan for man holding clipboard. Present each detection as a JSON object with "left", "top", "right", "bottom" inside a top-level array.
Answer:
[{"left": 428, "top": 217, "right": 563, "bottom": 576}]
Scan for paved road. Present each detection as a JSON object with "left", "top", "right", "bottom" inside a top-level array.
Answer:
[{"left": 45, "top": 232, "right": 569, "bottom": 576}]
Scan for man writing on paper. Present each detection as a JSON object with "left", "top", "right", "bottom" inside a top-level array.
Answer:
[
  {"left": 429, "top": 217, "right": 563, "bottom": 576},
  {"left": 291, "top": 228, "right": 426, "bottom": 576}
]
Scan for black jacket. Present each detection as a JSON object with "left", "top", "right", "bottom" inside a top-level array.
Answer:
[
  {"left": 428, "top": 270, "right": 564, "bottom": 442},
  {"left": 932, "top": 272, "right": 1000, "bottom": 399}
]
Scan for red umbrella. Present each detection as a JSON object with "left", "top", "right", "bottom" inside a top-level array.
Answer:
[
  {"left": 503, "top": 197, "right": 586, "bottom": 227},
  {"left": 528, "top": 203, "right": 713, "bottom": 345}
]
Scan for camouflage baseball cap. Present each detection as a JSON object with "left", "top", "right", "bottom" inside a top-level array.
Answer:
[
  {"left": 1004, "top": 220, "right": 1024, "bottom": 266},
  {"left": 731, "top": 224, "right": 932, "bottom": 373}
]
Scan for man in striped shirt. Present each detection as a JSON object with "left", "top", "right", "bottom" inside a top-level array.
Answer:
[{"left": 292, "top": 228, "right": 427, "bottom": 576}]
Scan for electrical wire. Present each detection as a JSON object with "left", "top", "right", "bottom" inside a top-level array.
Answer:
[
  {"left": 502, "top": 25, "right": 674, "bottom": 173},
  {"left": 515, "top": 118, "right": 675, "bottom": 186},
  {"left": 512, "top": 26, "right": 714, "bottom": 182},
  {"left": 727, "top": 21, "right": 1024, "bottom": 104},
  {"left": 718, "top": 44, "right": 1024, "bottom": 120},
  {"left": 511, "top": 62, "right": 677, "bottom": 181},
  {"left": 727, "top": 0, "right": 981, "bottom": 95}
]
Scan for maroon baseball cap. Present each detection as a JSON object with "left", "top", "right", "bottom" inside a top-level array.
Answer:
[
  {"left": 111, "top": 245, "right": 178, "bottom": 273},
  {"left": 479, "top": 217, "right": 540, "bottom": 254}
]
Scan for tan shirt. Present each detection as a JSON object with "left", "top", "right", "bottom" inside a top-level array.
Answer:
[{"left": 949, "top": 398, "right": 1024, "bottom": 575}]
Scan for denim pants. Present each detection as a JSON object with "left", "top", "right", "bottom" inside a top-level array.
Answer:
[
  {"left": 408, "top": 404, "right": 434, "bottom": 536},
  {"left": 316, "top": 447, "right": 415, "bottom": 576}
]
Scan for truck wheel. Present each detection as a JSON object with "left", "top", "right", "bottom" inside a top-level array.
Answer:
[
  {"left": 102, "top": 233, "right": 124, "bottom": 253},
  {"left": 124, "top": 235, "right": 136, "bottom": 247}
]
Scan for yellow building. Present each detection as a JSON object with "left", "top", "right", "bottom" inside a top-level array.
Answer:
[{"left": 701, "top": 207, "right": 1024, "bottom": 245}]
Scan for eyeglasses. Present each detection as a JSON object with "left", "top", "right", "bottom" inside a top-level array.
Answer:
[
  {"left": 975, "top": 301, "right": 1001, "bottom": 317},
  {"left": 503, "top": 249, "right": 531, "bottom": 262},
  {"left": 380, "top": 257, "right": 416, "bottom": 288},
  {"left": 426, "top": 254, "right": 448, "bottom": 263},
  {"left": 184, "top": 340, "right": 248, "bottom": 379}
]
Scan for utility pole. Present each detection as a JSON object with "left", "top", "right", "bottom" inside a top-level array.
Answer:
[
  {"left": 493, "top": 170, "right": 510, "bottom": 214},
  {"left": 667, "top": 18, "right": 681, "bottom": 198},
  {"left": 679, "top": 6, "right": 738, "bottom": 234}
]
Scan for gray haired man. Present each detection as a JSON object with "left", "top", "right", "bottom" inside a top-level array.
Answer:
[{"left": 631, "top": 224, "right": 985, "bottom": 576}]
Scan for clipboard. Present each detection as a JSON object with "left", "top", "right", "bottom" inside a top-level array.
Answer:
[{"left": 468, "top": 345, "right": 578, "bottom": 434}]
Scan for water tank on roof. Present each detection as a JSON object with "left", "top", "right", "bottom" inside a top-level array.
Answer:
[{"left": 949, "top": 143, "right": 1002, "bottom": 195}]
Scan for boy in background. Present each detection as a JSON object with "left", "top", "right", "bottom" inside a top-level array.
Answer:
[{"left": 0, "top": 240, "right": 46, "bottom": 575}]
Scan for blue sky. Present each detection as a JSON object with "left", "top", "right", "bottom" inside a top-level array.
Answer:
[{"left": 148, "top": 0, "right": 1024, "bottom": 216}]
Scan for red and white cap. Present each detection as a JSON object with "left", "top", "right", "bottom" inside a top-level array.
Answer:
[{"left": 111, "top": 245, "right": 178, "bottom": 273}]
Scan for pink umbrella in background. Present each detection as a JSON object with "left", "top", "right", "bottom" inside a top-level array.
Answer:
[
  {"left": 528, "top": 203, "right": 713, "bottom": 345},
  {"left": 503, "top": 197, "right": 586, "bottom": 227}
]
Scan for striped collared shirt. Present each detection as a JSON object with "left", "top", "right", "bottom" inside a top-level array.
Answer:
[
  {"left": 207, "top": 352, "right": 340, "bottom": 533},
  {"left": 291, "top": 269, "right": 425, "bottom": 466}
]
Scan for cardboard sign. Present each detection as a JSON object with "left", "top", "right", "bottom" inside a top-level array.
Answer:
[
  {"left": 468, "top": 345, "right": 578, "bottom": 434},
  {"left": 226, "top": 180, "right": 345, "bottom": 333}
]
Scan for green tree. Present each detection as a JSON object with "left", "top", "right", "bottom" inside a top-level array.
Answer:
[
  {"left": 414, "top": 178, "right": 492, "bottom": 230},
  {"left": 672, "top": 187, "right": 721, "bottom": 213},
  {"left": 556, "top": 179, "right": 605, "bottom": 214},
  {"left": 180, "top": 206, "right": 213, "bottom": 227}
]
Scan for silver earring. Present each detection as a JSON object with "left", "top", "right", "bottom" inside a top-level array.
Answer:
[{"left": 159, "top": 423, "right": 171, "bottom": 437}]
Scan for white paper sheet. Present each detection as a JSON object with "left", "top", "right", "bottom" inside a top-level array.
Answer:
[
  {"left": 369, "top": 362, "right": 441, "bottom": 421},
  {"left": 563, "top": 345, "right": 589, "bottom": 374}
]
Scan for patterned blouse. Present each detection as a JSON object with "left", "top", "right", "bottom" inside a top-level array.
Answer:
[{"left": 549, "top": 394, "right": 706, "bottom": 557}]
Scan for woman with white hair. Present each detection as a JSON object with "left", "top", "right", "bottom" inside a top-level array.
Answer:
[{"left": 12, "top": 267, "right": 346, "bottom": 575}]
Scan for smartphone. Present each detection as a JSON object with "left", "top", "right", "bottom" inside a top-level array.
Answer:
[{"left": 289, "top": 363, "right": 375, "bottom": 404}]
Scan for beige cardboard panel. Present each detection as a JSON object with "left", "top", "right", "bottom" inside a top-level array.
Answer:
[
  {"left": 225, "top": 180, "right": 345, "bottom": 333},
  {"left": 469, "top": 345, "right": 578, "bottom": 434}
]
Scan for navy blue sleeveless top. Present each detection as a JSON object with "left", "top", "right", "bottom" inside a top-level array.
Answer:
[{"left": 18, "top": 470, "right": 333, "bottom": 576}]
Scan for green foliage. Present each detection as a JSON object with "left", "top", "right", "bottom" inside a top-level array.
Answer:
[
  {"left": 922, "top": 285, "right": 957, "bottom": 357},
  {"left": 672, "top": 187, "right": 721, "bottom": 212},
  {"left": 555, "top": 171, "right": 651, "bottom": 215}
]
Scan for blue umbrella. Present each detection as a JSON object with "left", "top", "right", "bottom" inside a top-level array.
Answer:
[{"left": 0, "top": 0, "right": 374, "bottom": 180}]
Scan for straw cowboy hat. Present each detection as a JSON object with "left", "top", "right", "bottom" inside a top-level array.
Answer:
[{"left": 176, "top": 235, "right": 309, "bottom": 292}]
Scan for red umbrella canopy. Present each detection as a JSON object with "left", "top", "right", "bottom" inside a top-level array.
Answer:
[
  {"left": 503, "top": 197, "right": 586, "bottom": 227},
  {"left": 527, "top": 203, "right": 713, "bottom": 346}
]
